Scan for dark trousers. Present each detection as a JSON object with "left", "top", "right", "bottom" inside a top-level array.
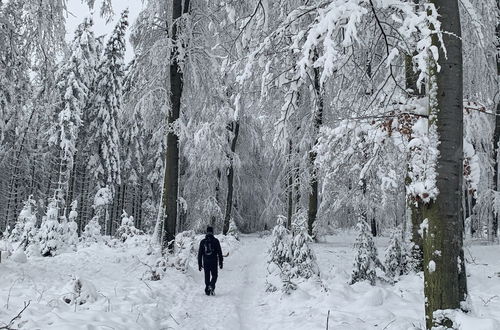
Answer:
[{"left": 204, "top": 263, "right": 218, "bottom": 289}]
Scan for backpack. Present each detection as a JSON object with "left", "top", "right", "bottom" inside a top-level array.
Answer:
[{"left": 204, "top": 239, "right": 214, "bottom": 256}]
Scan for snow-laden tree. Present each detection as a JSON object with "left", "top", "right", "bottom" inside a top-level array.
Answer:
[
  {"left": 10, "top": 196, "right": 37, "bottom": 247},
  {"left": 82, "top": 217, "right": 102, "bottom": 244},
  {"left": 290, "top": 213, "right": 319, "bottom": 279},
  {"left": 91, "top": 186, "right": 112, "bottom": 237},
  {"left": 116, "top": 210, "right": 142, "bottom": 242},
  {"left": 39, "top": 200, "right": 61, "bottom": 257},
  {"left": 350, "top": 219, "right": 382, "bottom": 286},
  {"left": 9, "top": 196, "right": 35, "bottom": 242},
  {"left": 384, "top": 229, "right": 406, "bottom": 280},
  {"left": 51, "top": 17, "right": 98, "bottom": 207},
  {"left": 87, "top": 10, "right": 128, "bottom": 212},
  {"left": 267, "top": 215, "right": 297, "bottom": 293},
  {"left": 63, "top": 201, "right": 79, "bottom": 251},
  {"left": 268, "top": 215, "right": 293, "bottom": 268},
  {"left": 227, "top": 219, "right": 239, "bottom": 241}
]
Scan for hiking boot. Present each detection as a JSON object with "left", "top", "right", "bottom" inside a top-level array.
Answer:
[
  {"left": 208, "top": 286, "right": 214, "bottom": 296},
  {"left": 205, "top": 287, "right": 210, "bottom": 295}
]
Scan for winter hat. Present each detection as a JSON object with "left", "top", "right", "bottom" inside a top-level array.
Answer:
[{"left": 206, "top": 226, "right": 214, "bottom": 234}]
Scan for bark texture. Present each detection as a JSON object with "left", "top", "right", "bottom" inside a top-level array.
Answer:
[
  {"left": 423, "top": 1, "right": 466, "bottom": 328},
  {"left": 223, "top": 121, "right": 239, "bottom": 235},
  {"left": 307, "top": 61, "right": 323, "bottom": 237},
  {"left": 162, "top": 0, "right": 190, "bottom": 251}
]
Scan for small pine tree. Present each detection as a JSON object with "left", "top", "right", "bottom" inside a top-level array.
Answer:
[
  {"left": 384, "top": 229, "right": 405, "bottom": 280},
  {"left": 267, "top": 215, "right": 296, "bottom": 293},
  {"left": 116, "top": 210, "right": 142, "bottom": 242},
  {"left": 407, "top": 241, "right": 423, "bottom": 273},
  {"left": 268, "top": 215, "right": 292, "bottom": 268},
  {"left": 290, "top": 215, "right": 319, "bottom": 279},
  {"left": 62, "top": 200, "right": 79, "bottom": 251},
  {"left": 92, "top": 186, "right": 112, "bottom": 236},
  {"left": 227, "top": 219, "right": 239, "bottom": 240},
  {"left": 350, "top": 219, "right": 382, "bottom": 285},
  {"left": 10, "top": 196, "right": 37, "bottom": 243},
  {"left": 39, "top": 200, "right": 62, "bottom": 257},
  {"left": 82, "top": 216, "right": 102, "bottom": 243}
]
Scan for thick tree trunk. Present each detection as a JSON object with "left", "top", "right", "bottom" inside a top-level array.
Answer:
[
  {"left": 423, "top": 1, "right": 466, "bottom": 328},
  {"left": 492, "top": 14, "right": 500, "bottom": 239},
  {"left": 223, "top": 121, "right": 240, "bottom": 235},
  {"left": 161, "top": 0, "right": 190, "bottom": 251},
  {"left": 308, "top": 60, "right": 324, "bottom": 237}
]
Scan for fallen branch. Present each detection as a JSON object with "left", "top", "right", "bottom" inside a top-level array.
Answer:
[{"left": 0, "top": 300, "right": 31, "bottom": 330}]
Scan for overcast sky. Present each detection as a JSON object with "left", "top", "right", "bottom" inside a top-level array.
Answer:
[{"left": 65, "top": 0, "right": 145, "bottom": 62}]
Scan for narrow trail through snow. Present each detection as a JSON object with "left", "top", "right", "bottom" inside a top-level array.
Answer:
[{"left": 171, "top": 235, "right": 268, "bottom": 330}]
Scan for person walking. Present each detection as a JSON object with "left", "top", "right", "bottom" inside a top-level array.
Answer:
[{"left": 198, "top": 226, "right": 223, "bottom": 295}]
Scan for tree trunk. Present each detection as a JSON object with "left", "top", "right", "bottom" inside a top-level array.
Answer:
[
  {"left": 211, "top": 170, "right": 221, "bottom": 227},
  {"left": 287, "top": 139, "right": 294, "bottom": 229},
  {"left": 307, "top": 57, "right": 324, "bottom": 237},
  {"left": 223, "top": 121, "right": 240, "bottom": 235},
  {"left": 410, "top": 201, "right": 423, "bottom": 271},
  {"left": 423, "top": 1, "right": 466, "bottom": 328},
  {"left": 161, "top": 0, "right": 190, "bottom": 251},
  {"left": 492, "top": 12, "right": 500, "bottom": 239},
  {"left": 370, "top": 216, "right": 377, "bottom": 237}
]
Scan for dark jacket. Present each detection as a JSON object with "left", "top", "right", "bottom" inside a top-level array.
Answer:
[{"left": 198, "top": 234, "right": 223, "bottom": 268}]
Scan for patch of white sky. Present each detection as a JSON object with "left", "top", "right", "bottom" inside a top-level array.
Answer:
[{"left": 65, "top": 0, "right": 145, "bottom": 63}]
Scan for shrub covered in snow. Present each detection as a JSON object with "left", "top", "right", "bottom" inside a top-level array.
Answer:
[
  {"left": 11, "top": 249, "right": 27, "bottom": 263},
  {"left": 116, "top": 210, "right": 143, "bottom": 242},
  {"left": 171, "top": 230, "right": 197, "bottom": 271},
  {"left": 82, "top": 216, "right": 102, "bottom": 243},
  {"left": 62, "top": 276, "right": 98, "bottom": 306},
  {"left": 350, "top": 219, "right": 383, "bottom": 285},
  {"left": 227, "top": 219, "right": 240, "bottom": 240},
  {"left": 61, "top": 205, "right": 79, "bottom": 252},
  {"left": 39, "top": 200, "right": 62, "bottom": 257}
]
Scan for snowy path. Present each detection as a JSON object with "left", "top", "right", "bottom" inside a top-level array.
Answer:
[
  {"left": 2, "top": 234, "right": 500, "bottom": 329},
  {"left": 171, "top": 235, "right": 268, "bottom": 330}
]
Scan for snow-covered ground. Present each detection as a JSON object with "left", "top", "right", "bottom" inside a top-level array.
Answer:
[{"left": 1, "top": 234, "right": 500, "bottom": 329}]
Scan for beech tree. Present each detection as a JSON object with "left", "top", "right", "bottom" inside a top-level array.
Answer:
[
  {"left": 161, "top": 0, "right": 191, "bottom": 251},
  {"left": 421, "top": 0, "right": 468, "bottom": 328}
]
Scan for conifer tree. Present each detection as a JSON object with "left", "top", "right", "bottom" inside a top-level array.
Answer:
[
  {"left": 52, "top": 18, "right": 98, "bottom": 207},
  {"left": 116, "top": 210, "right": 141, "bottom": 242},
  {"left": 384, "top": 229, "right": 405, "bottom": 280},
  {"left": 62, "top": 200, "right": 79, "bottom": 251},
  {"left": 87, "top": 10, "right": 128, "bottom": 227},
  {"left": 10, "top": 196, "right": 35, "bottom": 242},
  {"left": 290, "top": 214, "right": 319, "bottom": 279},
  {"left": 268, "top": 215, "right": 292, "bottom": 268},
  {"left": 11, "top": 196, "right": 37, "bottom": 246},
  {"left": 82, "top": 216, "right": 102, "bottom": 244},
  {"left": 350, "top": 219, "right": 382, "bottom": 285},
  {"left": 39, "top": 200, "right": 61, "bottom": 257}
]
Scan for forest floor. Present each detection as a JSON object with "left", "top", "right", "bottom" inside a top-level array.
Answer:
[{"left": 1, "top": 233, "right": 500, "bottom": 329}]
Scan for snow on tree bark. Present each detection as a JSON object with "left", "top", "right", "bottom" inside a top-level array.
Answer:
[
  {"left": 422, "top": 0, "right": 468, "bottom": 328},
  {"left": 162, "top": 0, "right": 190, "bottom": 251}
]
